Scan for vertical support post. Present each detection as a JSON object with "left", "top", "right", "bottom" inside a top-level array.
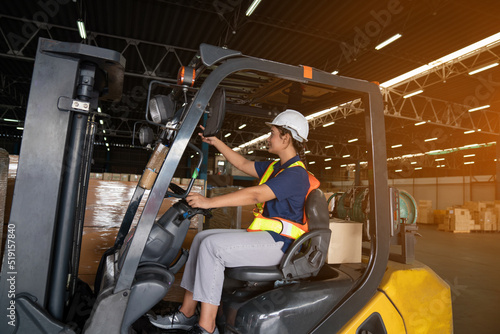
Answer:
[{"left": 496, "top": 137, "right": 500, "bottom": 200}]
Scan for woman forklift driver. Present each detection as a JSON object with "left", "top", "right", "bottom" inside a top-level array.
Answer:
[{"left": 149, "top": 109, "right": 316, "bottom": 334}]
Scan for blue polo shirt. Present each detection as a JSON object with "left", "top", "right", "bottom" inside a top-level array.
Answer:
[{"left": 254, "top": 155, "right": 309, "bottom": 252}]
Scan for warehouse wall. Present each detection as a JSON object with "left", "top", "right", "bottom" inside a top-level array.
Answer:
[{"left": 331, "top": 175, "right": 495, "bottom": 210}]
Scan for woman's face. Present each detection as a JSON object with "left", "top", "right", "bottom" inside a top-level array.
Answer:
[{"left": 267, "top": 126, "right": 289, "bottom": 154}]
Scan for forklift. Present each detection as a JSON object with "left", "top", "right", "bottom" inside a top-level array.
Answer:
[{"left": 0, "top": 38, "right": 453, "bottom": 333}]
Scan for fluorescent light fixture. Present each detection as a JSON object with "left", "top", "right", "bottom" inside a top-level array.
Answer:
[
  {"left": 340, "top": 164, "right": 347, "bottom": 167},
  {"left": 343, "top": 154, "right": 350, "bottom": 158},
  {"left": 305, "top": 150, "right": 311, "bottom": 154},
  {"left": 380, "top": 32, "right": 500, "bottom": 88},
  {"left": 98, "top": 107, "right": 102, "bottom": 113},
  {"left": 77, "top": 19, "right": 87, "bottom": 39},
  {"left": 309, "top": 161, "right": 316, "bottom": 164},
  {"left": 306, "top": 106, "right": 339, "bottom": 120},
  {"left": 324, "top": 158, "right": 332, "bottom": 161},
  {"left": 247, "top": 150, "right": 253, "bottom": 154},
  {"left": 468, "top": 105, "right": 489, "bottom": 112},
  {"left": 414, "top": 121, "right": 426, "bottom": 126},
  {"left": 415, "top": 167, "right": 422, "bottom": 170},
  {"left": 348, "top": 138, "right": 358, "bottom": 143},
  {"left": 464, "top": 154, "right": 475, "bottom": 157},
  {"left": 424, "top": 137, "right": 438, "bottom": 142},
  {"left": 403, "top": 90, "right": 424, "bottom": 98},
  {"left": 238, "top": 124, "right": 247, "bottom": 129},
  {"left": 16, "top": 127, "right": 24, "bottom": 130},
  {"left": 325, "top": 166, "right": 332, "bottom": 170},
  {"left": 464, "top": 130, "right": 475, "bottom": 134},
  {"left": 245, "top": 0, "right": 262, "bottom": 16},
  {"left": 468, "top": 62, "right": 499, "bottom": 75},
  {"left": 391, "top": 144, "right": 402, "bottom": 148},
  {"left": 103, "top": 130, "right": 106, "bottom": 134},
  {"left": 410, "top": 161, "right": 417, "bottom": 165},
  {"left": 435, "top": 158, "right": 445, "bottom": 161},
  {"left": 464, "top": 161, "right": 474, "bottom": 165},
  {"left": 375, "top": 33, "right": 402, "bottom": 50},
  {"left": 3, "top": 118, "right": 18, "bottom": 122},
  {"left": 107, "top": 148, "right": 110, "bottom": 151},
  {"left": 105, "top": 143, "right": 109, "bottom": 147},
  {"left": 325, "top": 144, "right": 333, "bottom": 149},
  {"left": 104, "top": 137, "right": 107, "bottom": 141},
  {"left": 224, "top": 133, "right": 231, "bottom": 137},
  {"left": 331, "top": 70, "right": 339, "bottom": 75},
  {"left": 99, "top": 119, "right": 104, "bottom": 125},
  {"left": 323, "top": 121, "right": 335, "bottom": 127},
  {"left": 395, "top": 169, "right": 402, "bottom": 172}
]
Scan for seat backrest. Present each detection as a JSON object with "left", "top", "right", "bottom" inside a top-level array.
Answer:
[{"left": 305, "top": 188, "right": 330, "bottom": 230}]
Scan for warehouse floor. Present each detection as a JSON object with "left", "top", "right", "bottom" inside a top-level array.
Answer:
[{"left": 415, "top": 225, "right": 500, "bottom": 334}]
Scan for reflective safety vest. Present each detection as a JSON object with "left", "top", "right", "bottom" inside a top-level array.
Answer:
[{"left": 247, "top": 160, "right": 320, "bottom": 239}]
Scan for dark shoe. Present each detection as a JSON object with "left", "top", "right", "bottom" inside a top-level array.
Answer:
[
  {"left": 187, "top": 323, "right": 220, "bottom": 334},
  {"left": 148, "top": 307, "right": 198, "bottom": 330}
]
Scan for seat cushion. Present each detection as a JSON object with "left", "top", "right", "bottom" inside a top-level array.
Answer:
[{"left": 225, "top": 266, "right": 283, "bottom": 282}]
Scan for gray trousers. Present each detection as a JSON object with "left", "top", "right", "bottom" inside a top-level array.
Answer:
[{"left": 180, "top": 229, "right": 284, "bottom": 306}]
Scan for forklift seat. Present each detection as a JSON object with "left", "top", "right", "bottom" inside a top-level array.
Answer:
[{"left": 226, "top": 188, "right": 331, "bottom": 282}]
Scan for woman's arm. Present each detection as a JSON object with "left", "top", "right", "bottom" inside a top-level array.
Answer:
[
  {"left": 200, "top": 129, "right": 258, "bottom": 178},
  {"left": 186, "top": 184, "right": 275, "bottom": 209}
]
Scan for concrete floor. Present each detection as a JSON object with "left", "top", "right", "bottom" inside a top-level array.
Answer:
[{"left": 414, "top": 225, "right": 500, "bottom": 334}]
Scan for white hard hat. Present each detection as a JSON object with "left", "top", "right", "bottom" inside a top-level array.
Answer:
[{"left": 266, "top": 109, "right": 309, "bottom": 142}]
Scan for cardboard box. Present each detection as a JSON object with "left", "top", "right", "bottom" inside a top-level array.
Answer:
[{"left": 327, "top": 219, "right": 362, "bottom": 264}]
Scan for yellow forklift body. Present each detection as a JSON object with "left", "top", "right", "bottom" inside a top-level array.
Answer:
[{"left": 340, "top": 260, "right": 453, "bottom": 333}]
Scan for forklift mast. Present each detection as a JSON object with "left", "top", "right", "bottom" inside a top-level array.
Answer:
[{"left": 0, "top": 38, "right": 125, "bottom": 333}]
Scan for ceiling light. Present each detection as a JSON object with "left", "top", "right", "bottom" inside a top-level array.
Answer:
[
  {"left": 4, "top": 118, "right": 18, "bottom": 122},
  {"left": 414, "top": 121, "right": 426, "bottom": 126},
  {"left": 375, "top": 33, "right": 402, "bottom": 50},
  {"left": 309, "top": 161, "right": 316, "bottom": 164},
  {"left": 464, "top": 130, "right": 475, "bottom": 134},
  {"left": 410, "top": 161, "right": 417, "bottom": 165},
  {"left": 424, "top": 137, "right": 438, "bottom": 142},
  {"left": 340, "top": 164, "right": 347, "bottom": 167},
  {"left": 99, "top": 119, "right": 104, "bottom": 125},
  {"left": 245, "top": 0, "right": 262, "bottom": 16},
  {"left": 468, "top": 62, "right": 499, "bottom": 75},
  {"left": 224, "top": 133, "right": 231, "bottom": 137},
  {"left": 464, "top": 161, "right": 474, "bottom": 165},
  {"left": 77, "top": 19, "right": 87, "bottom": 40},
  {"left": 104, "top": 137, "right": 107, "bottom": 141},
  {"left": 98, "top": 107, "right": 102, "bottom": 113},
  {"left": 403, "top": 90, "right": 424, "bottom": 98},
  {"left": 324, "top": 158, "right": 332, "bottom": 161},
  {"left": 238, "top": 124, "right": 247, "bottom": 129},
  {"left": 468, "top": 105, "right": 489, "bottom": 112},
  {"left": 105, "top": 143, "right": 109, "bottom": 147},
  {"left": 331, "top": 70, "right": 339, "bottom": 75},
  {"left": 435, "top": 158, "right": 445, "bottom": 161},
  {"left": 415, "top": 167, "right": 422, "bottom": 170},
  {"left": 305, "top": 150, "right": 311, "bottom": 154},
  {"left": 395, "top": 169, "right": 402, "bottom": 172},
  {"left": 323, "top": 121, "right": 335, "bottom": 127},
  {"left": 325, "top": 144, "right": 333, "bottom": 149},
  {"left": 107, "top": 148, "right": 110, "bottom": 151},
  {"left": 380, "top": 32, "right": 500, "bottom": 88},
  {"left": 325, "top": 166, "right": 332, "bottom": 170},
  {"left": 16, "top": 127, "right": 24, "bottom": 130},
  {"left": 348, "top": 138, "right": 358, "bottom": 143},
  {"left": 247, "top": 150, "right": 253, "bottom": 154},
  {"left": 103, "top": 130, "right": 106, "bottom": 134},
  {"left": 343, "top": 154, "right": 350, "bottom": 158},
  {"left": 391, "top": 144, "right": 402, "bottom": 148},
  {"left": 463, "top": 154, "right": 475, "bottom": 157},
  {"left": 306, "top": 106, "right": 339, "bottom": 120}
]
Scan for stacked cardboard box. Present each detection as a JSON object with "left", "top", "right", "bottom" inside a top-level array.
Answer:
[
  {"left": 417, "top": 200, "right": 434, "bottom": 224},
  {"left": 449, "top": 208, "right": 474, "bottom": 232},
  {"left": 478, "top": 209, "right": 497, "bottom": 231},
  {"left": 434, "top": 210, "right": 447, "bottom": 225}
]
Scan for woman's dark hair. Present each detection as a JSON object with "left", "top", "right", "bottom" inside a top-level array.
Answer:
[{"left": 276, "top": 126, "right": 307, "bottom": 165}]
